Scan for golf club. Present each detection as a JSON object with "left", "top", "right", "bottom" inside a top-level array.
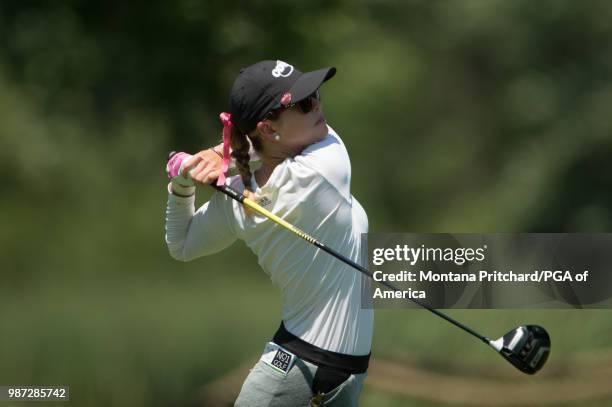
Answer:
[{"left": 167, "top": 152, "right": 551, "bottom": 374}]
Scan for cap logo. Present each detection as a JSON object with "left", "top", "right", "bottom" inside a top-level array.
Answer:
[{"left": 271, "top": 60, "right": 294, "bottom": 78}]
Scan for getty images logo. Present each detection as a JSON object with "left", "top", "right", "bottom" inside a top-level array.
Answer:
[{"left": 271, "top": 60, "right": 294, "bottom": 78}]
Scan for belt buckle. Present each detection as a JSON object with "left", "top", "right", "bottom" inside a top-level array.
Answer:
[{"left": 310, "top": 391, "right": 325, "bottom": 407}]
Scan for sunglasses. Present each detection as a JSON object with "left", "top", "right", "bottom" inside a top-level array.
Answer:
[{"left": 265, "top": 89, "right": 321, "bottom": 120}]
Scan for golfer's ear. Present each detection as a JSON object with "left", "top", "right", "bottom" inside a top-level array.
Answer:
[{"left": 256, "top": 121, "right": 276, "bottom": 142}]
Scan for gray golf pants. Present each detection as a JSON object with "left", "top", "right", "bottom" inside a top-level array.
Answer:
[{"left": 234, "top": 343, "right": 367, "bottom": 407}]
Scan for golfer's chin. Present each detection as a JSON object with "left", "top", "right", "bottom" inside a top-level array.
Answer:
[
  {"left": 315, "top": 115, "right": 327, "bottom": 128},
  {"left": 313, "top": 121, "right": 328, "bottom": 140}
]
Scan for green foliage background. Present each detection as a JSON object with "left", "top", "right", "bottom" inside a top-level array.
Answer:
[{"left": 1, "top": 1, "right": 612, "bottom": 406}]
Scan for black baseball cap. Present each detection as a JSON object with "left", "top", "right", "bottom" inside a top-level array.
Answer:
[{"left": 229, "top": 60, "right": 336, "bottom": 134}]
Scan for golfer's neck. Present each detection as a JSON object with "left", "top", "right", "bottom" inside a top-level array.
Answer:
[
  {"left": 256, "top": 144, "right": 303, "bottom": 186},
  {"left": 255, "top": 161, "right": 278, "bottom": 187}
]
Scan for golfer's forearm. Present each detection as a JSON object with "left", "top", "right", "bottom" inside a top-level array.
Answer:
[
  {"left": 165, "top": 192, "right": 196, "bottom": 261},
  {"left": 165, "top": 190, "right": 238, "bottom": 262}
]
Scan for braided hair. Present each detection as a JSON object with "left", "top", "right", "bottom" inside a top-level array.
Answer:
[{"left": 228, "top": 125, "right": 263, "bottom": 199}]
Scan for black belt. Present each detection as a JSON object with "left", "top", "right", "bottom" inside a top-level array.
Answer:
[{"left": 271, "top": 322, "right": 370, "bottom": 374}]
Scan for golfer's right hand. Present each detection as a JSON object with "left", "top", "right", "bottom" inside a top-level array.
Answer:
[{"left": 179, "top": 149, "right": 223, "bottom": 185}]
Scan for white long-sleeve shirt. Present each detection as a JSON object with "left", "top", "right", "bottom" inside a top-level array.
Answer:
[{"left": 165, "top": 125, "right": 373, "bottom": 355}]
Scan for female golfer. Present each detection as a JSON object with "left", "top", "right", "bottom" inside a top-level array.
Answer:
[{"left": 165, "top": 60, "right": 372, "bottom": 406}]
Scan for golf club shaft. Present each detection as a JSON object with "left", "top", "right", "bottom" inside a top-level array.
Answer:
[{"left": 212, "top": 184, "right": 490, "bottom": 345}]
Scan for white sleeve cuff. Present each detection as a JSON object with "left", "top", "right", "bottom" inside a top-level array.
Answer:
[{"left": 167, "top": 183, "right": 196, "bottom": 200}]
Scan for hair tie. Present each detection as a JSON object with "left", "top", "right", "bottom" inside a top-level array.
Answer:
[{"left": 217, "top": 112, "right": 232, "bottom": 186}]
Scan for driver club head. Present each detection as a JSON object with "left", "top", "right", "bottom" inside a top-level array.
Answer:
[{"left": 488, "top": 325, "right": 551, "bottom": 374}]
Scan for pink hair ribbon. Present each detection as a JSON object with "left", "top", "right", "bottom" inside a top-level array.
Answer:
[{"left": 217, "top": 112, "right": 232, "bottom": 186}]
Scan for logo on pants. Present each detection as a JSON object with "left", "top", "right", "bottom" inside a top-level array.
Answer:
[{"left": 271, "top": 349, "right": 292, "bottom": 373}]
